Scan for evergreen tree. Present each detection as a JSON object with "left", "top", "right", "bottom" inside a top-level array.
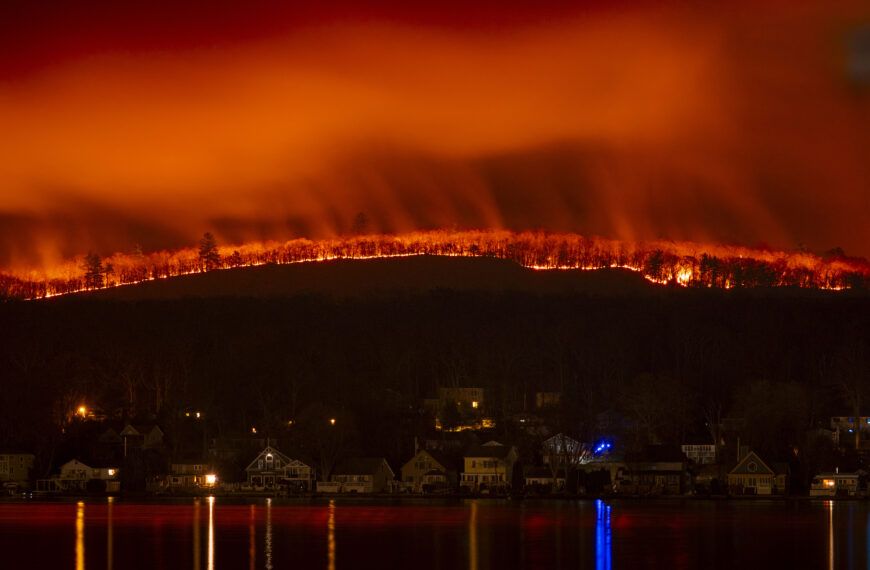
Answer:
[
  {"left": 82, "top": 252, "right": 104, "bottom": 289},
  {"left": 198, "top": 232, "right": 220, "bottom": 271}
]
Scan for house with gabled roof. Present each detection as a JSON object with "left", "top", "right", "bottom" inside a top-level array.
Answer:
[
  {"left": 460, "top": 441, "right": 518, "bottom": 493},
  {"left": 321, "top": 457, "right": 394, "bottom": 493},
  {"left": 401, "top": 449, "right": 457, "bottom": 493},
  {"left": 0, "top": 451, "right": 35, "bottom": 490},
  {"left": 119, "top": 423, "right": 164, "bottom": 456},
  {"left": 245, "top": 446, "right": 315, "bottom": 491},
  {"left": 727, "top": 449, "right": 788, "bottom": 496}
]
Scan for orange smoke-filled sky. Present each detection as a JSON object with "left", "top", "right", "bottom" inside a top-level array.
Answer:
[{"left": 0, "top": 0, "right": 868, "bottom": 270}]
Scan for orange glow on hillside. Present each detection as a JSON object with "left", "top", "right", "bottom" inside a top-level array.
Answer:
[{"left": 1, "top": 230, "right": 867, "bottom": 300}]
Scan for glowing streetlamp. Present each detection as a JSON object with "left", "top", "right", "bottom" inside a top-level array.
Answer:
[
  {"left": 77, "top": 406, "right": 86, "bottom": 418},
  {"left": 330, "top": 418, "right": 336, "bottom": 426},
  {"left": 205, "top": 474, "right": 217, "bottom": 486}
]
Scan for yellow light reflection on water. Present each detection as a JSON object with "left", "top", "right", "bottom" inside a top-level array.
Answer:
[
  {"left": 208, "top": 496, "right": 215, "bottom": 570},
  {"left": 827, "top": 500, "right": 834, "bottom": 570},
  {"left": 328, "top": 499, "right": 336, "bottom": 570},
  {"left": 75, "top": 501, "right": 85, "bottom": 570}
]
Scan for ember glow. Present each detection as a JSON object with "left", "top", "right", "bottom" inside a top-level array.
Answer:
[{"left": 1, "top": 230, "right": 867, "bottom": 299}]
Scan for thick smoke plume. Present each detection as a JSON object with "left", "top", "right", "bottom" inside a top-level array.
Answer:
[{"left": 0, "top": 1, "right": 867, "bottom": 272}]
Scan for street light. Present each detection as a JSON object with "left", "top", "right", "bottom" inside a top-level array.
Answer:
[{"left": 330, "top": 418, "right": 336, "bottom": 425}]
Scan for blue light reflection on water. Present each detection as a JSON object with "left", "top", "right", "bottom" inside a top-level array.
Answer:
[{"left": 595, "top": 499, "right": 612, "bottom": 570}]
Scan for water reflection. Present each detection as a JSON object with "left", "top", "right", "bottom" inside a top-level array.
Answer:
[
  {"left": 595, "top": 500, "right": 612, "bottom": 570},
  {"left": 249, "top": 505, "right": 256, "bottom": 570},
  {"left": 107, "top": 497, "right": 114, "bottom": 570},
  {"left": 828, "top": 500, "right": 834, "bottom": 570},
  {"left": 265, "top": 498, "right": 273, "bottom": 570},
  {"left": 75, "top": 501, "right": 85, "bottom": 570},
  {"left": 327, "top": 499, "right": 336, "bottom": 570},
  {"left": 208, "top": 497, "right": 215, "bottom": 570},
  {"left": 193, "top": 499, "right": 200, "bottom": 570},
  {"left": 469, "top": 501, "right": 478, "bottom": 570}
]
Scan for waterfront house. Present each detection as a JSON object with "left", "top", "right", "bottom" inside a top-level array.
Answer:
[
  {"left": 401, "top": 449, "right": 456, "bottom": 493},
  {"left": 325, "top": 457, "right": 394, "bottom": 493},
  {"left": 245, "top": 446, "right": 315, "bottom": 491},
  {"left": 0, "top": 451, "right": 35, "bottom": 490},
  {"left": 460, "top": 441, "right": 518, "bottom": 493},
  {"left": 809, "top": 471, "right": 864, "bottom": 497},
  {"left": 618, "top": 446, "right": 687, "bottom": 495},
  {"left": 169, "top": 457, "right": 214, "bottom": 488},
  {"left": 727, "top": 450, "right": 788, "bottom": 495},
  {"left": 524, "top": 465, "right": 566, "bottom": 492},
  {"left": 37, "top": 458, "right": 120, "bottom": 493}
]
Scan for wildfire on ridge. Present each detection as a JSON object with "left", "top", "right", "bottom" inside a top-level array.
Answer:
[{"left": 0, "top": 230, "right": 867, "bottom": 300}]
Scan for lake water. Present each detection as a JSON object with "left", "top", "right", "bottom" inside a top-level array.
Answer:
[{"left": 0, "top": 497, "right": 865, "bottom": 569}]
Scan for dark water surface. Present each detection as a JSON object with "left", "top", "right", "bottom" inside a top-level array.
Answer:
[{"left": 0, "top": 497, "right": 865, "bottom": 569}]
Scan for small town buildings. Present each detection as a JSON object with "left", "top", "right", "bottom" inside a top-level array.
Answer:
[
  {"left": 460, "top": 441, "right": 518, "bottom": 493},
  {"left": 727, "top": 450, "right": 788, "bottom": 496},
  {"left": 810, "top": 472, "right": 864, "bottom": 497},
  {"left": 535, "top": 392, "right": 561, "bottom": 409},
  {"left": 542, "top": 434, "right": 585, "bottom": 466},
  {"left": 321, "top": 458, "right": 395, "bottom": 493},
  {"left": 401, "top": 449, "right": 456, "bottom": 493},
  {"left": 37, "top": 458, "right": 120, "bottom": 493},
  {"left": 245, "top": 446, "right": 315, "bottom": 491},
  {"left": 0, "top": 452, "right": 35, "bottom": 489},
  {"left": 681, "top": 444, "right": 717, "bottom": 465},
  {"left": 617, "top": 446, "right": 687, "bottom": 496},
  {"left": 169, "top": 458, "right": 215, "bottom": 488},
  {"left": 524, "top": 466, "right": 565, "bottom": 492},
  {"left": 424, "top": 387, "right": 495, "bottom": 432},
  {"left": 119, "top": 424, "right": 164, "bottom": 455}
]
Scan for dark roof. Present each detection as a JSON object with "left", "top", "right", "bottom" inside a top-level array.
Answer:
[
  {"left": 465, "top": 444, "right": 512, "bottom": 459},
  {"left": 524, "top": 466, "right": 563, "bottom": 479},
  {"left": 334, "top": 457, "right": 390, "bottom": 476},
  {"left": 626, "top": 445, "right": 686, "bottom": 463}
]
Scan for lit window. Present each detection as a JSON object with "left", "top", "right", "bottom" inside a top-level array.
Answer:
[
  {"left": 824, "top": 479, "right": 835, "bottom": 488},
  {"left": 472, "top": 401, "right": 479, "bottom": 409}
]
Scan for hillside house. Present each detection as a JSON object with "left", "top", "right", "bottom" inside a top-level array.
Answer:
[{"left": 0, "top": 452, "right": 35, "bottom": 489}]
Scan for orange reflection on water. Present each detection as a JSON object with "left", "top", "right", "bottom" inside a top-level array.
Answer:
[
  {"left": 207, "top": 497, "right": 215, "bottom": 570},
  {"left": 328, "top": 500, "right": 336, "bottom": 570},
  {"left": 107, "top": 497, "right": 113, "bottom": 570},
  {"left": 75, "top": 501, "right": 84, "bottom": 570},
  {"left": 193, "top": 499, "right": 201, "bottom": 570},
  {"left": 249, "top": 504, "right": 256, "bottom": 570}
]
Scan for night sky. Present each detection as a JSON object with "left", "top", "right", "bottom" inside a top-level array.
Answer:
[{"left": 1, "top": 0, "right": 868, "bottom": 271}]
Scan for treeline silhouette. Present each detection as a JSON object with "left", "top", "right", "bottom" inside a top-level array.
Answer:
[{"left": 2, "top": 230, "right": 867, "bottom": 299}]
